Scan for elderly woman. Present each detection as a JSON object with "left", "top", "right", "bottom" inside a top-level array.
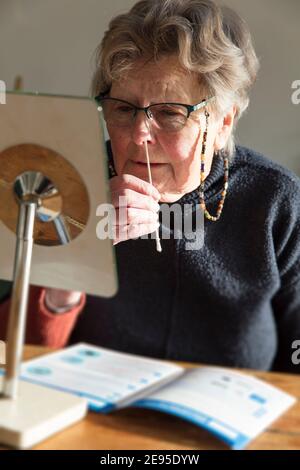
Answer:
[{"left": 1, "top": 0, "right": 300, "bottom": 373}]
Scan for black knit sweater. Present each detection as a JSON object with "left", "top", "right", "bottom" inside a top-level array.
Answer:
[{"left": 70, "top": 144, "right": 300, "bottom": 373}]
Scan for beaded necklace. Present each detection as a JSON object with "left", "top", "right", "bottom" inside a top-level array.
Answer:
[{"left": 199, "top": 110, "right": 229, "bottom": 221}]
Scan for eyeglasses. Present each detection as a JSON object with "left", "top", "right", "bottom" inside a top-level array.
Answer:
[{"left": 95, "top": 94, "right": 215, "bottom": 132}]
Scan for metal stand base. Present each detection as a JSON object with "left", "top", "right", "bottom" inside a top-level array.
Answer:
[{"left": 0, "top": 377, "right": 87, "bottom": 449}]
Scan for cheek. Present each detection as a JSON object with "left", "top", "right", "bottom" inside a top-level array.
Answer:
[
  {"left": 162, "top": 127, "right": 202, "bottom": 165},
  {"left": 107, "top": 127, "right": 129, "bottom": 165}
]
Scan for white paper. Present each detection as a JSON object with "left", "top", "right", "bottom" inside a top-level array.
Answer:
[
  {"left": 20, "top": 343, "right": 183, "bottom": 411},
  {"left": 133, "top": 367, "right": 296, "bottom": 449}
]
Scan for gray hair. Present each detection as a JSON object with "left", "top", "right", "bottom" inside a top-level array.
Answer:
[{"left": 91, "top": 0, "right": 259, "bottom": 157}]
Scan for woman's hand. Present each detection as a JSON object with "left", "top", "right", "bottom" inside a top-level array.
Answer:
[
  {"left": 110, "top": 174, "right": 161, "bottom": 245},
  {"left": 44, "top": 288, "right": 82, "bottom": 313},
  {"left": 43, "top": 175, "right": 160, "bottom": 311}
]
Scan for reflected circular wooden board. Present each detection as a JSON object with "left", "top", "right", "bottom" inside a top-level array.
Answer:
[{"left": 0, "top": 143, "right": 90, "bottom": 246}]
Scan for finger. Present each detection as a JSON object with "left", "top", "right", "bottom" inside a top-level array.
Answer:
[
  {"left": 127, "top": 222, "right": 160, "bottom": 239},
  {"left": 114, "top": 221, "right": 160, "bottom": 244},
  {"left": 110, "top": 174, "right": 161, "bottom": 200},
  {"left": 111, "top": 188, "right": 160, "bottom": 212},
  {"left": 114, "top": 207, "right": 159, "bottom": 226}
]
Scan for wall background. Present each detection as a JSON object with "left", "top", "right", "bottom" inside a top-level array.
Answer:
[{"left": 0, "top": 0, "right": 299, "bottom": 172}]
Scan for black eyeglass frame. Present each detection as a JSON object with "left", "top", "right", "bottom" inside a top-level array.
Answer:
[{"left": 95, "top": 94, "right": 215, "bottom": 120}]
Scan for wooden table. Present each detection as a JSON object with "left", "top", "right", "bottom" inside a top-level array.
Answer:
[{"left": 5, "top": 345, "right": 300, "bottom": 450}]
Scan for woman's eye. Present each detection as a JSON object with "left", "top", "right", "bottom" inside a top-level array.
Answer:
[
  {"left": 162, "top": 110, "right": 178, "bottom": 115},
  {"left": 159, "top": 109, "right": 181, "bottom": 117},
  {"left": 158, "top": 107, "right": 185, "bottom": 117},
  {"left": 116, "top": 106, "right": 133, "bottom": 113}
]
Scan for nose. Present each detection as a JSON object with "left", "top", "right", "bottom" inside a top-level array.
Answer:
[{"left": 131, "top": 111, "right": 156, "bottom": 146}]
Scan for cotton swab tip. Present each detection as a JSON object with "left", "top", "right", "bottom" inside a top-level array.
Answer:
[{"left": 156, "top": 237, "right": 162, "bottom": 252}]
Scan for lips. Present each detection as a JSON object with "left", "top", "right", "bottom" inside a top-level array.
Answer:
[{"left": 132, "top": 161, "right": 165, "bottom": 165}]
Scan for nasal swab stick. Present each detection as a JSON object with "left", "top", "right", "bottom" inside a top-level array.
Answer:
[{"left": 144, "top": 140, "right": 162, "bottom": 253}]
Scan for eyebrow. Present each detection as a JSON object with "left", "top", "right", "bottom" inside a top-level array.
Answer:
[
  {"left": 103, "top": 95, "right": 201, "bottom": 107},
  {"left": 108, "top": 91, "right": 188, "bottom": 107},
  {"left": 110, "top": 96, "right": 141, "bottom": 106}
]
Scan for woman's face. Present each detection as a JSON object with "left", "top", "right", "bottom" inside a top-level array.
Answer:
[{"left": 107, "top": 56, "right": 226, "bottom": 203}]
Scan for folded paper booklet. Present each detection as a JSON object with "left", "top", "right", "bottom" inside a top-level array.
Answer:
[{"left": 20, "top": 343, "right": 296, "bottom": 450}]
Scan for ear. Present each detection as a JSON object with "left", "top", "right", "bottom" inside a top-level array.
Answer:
[{"left": 213, "top": 106, "right": 237, "bottom": 152}]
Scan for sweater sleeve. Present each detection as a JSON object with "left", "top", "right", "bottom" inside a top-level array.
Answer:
[
  {"left": 271, "top": 279, "right": 300, "bottom": 373},
  {"left": 271, "top": 173, "right": 300, "bottom": 373},
  {"left": 0, "top": 285, "right": 86, "bottom": 348}
]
